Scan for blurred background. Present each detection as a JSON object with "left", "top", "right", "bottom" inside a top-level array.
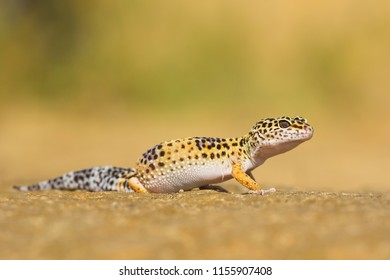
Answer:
[{"left": 1, "top": 0, "right": 389, "bottom": 192}]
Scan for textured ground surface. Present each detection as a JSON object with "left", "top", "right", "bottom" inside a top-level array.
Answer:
[
  {"left": 1, "top": 110, "right": 389, "bottom": 260},
  {"left": 0, "top": 187, "right": 389, "bottom": 259},
  {"left": 2, "top": 0, "right": 390, "bottom": 261}
]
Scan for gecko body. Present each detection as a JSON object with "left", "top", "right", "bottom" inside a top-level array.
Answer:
[{"left": 14, "top": 116, "right": 313, "bottom": 194}]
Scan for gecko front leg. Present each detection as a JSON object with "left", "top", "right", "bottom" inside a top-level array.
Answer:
[{"left": 232, "top": 162, "right": 276, "bottom": 195}]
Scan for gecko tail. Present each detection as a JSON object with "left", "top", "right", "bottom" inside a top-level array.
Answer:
[{"left": 13, "top": 166, "right": 137, "bottom": 192}]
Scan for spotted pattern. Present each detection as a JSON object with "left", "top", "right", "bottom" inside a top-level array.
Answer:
[
  {"left": 134, "top": 136, "right": 252, "bottom": 192},
  {"left": 242, "top": 116, "right": 311, "bottom": 151},
  {"left": 134, "top": 116, "right": 313, "bottom": 192},
  {"left": 13, "top": 116, "right": 313, "bottom": 193},
  {"left": 14, "top": 166, "right": 136, "bottom": 192}
]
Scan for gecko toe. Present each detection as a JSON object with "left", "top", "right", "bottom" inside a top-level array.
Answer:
[{"left": 248, "top": 187, "right": 276, "bottom": 195}]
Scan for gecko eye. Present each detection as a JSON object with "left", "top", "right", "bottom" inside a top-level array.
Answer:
[{"left": 279, "top": 120, "right": 290, "bottom": 128}]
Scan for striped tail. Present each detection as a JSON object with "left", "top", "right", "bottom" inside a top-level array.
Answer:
[{"left": 13, "top": 166, "right": 137, "bottom": 192}]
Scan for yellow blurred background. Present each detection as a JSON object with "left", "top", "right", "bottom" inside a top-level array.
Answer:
[{"left": 1, "top": 0, "right": 389, "bottom": 192}]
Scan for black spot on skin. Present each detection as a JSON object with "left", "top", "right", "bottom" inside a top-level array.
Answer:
[
  {"left": 221, "top": 151, "right": 226, "bottom": 156},
  {"left": 55, "top": 177, "right": 61, "bottom": 183},
  {"left": 153, "top": 154, "right": 158, "bottom": 160},
  {"left": 216, "top": 153, "right": 220, "bottom": 158},
  {"left": 158, "top": 162, "right": 165, "bottom": 167},
  {"left": 159, "top": 151, "right": 165, "bottom": 157},
  {"left": 223, "top": 143, "right": 230, "bottom": 149},
  {"left": 157, "top": 144, "right": 163, "bottom": 150},
  {"left": 146, "top": 169, "right": 150, "bottom": 173},
  {"left": 194, "top": 155, "right": 199, "bottom": 160},
  {"left": 179, "top": 157, "right": 184, "bottom": 162},
  {"left": 149, "top": 164, "right": 156, "bottom": 170},
  {"left": 216, "top": 144, "right": 221, "bottom": 150},
  {"left": 210, "top": 153, "right": 215, "bottom": 159},
  {"left": 167, "top": 143, "right": 173, "bottom": 147},
  {"left": 202, "top": 153, "right": 208, "bottom": 158},
  {"left": 232, "top": 142, "right": 238, "bottom": 146},
  {"left": 181, "top": 144, "right": 185, "bottom": 149}
]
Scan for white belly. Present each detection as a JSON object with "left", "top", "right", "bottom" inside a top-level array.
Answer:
[{"left": 144, "top": 160, "right": 233, "bottom": 193}]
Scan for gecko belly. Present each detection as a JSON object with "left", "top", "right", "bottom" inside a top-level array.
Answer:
[{"left": 141, "top": 161, "right": 233, "bottom": 193}]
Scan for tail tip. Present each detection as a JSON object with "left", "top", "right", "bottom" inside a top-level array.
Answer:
[{"left": 13, "top": 185, "right": 29, "bottom": 191}]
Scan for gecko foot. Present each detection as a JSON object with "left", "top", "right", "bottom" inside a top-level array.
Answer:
[{"left": 248, "top": 187, "right": 276, "bottom": 195}]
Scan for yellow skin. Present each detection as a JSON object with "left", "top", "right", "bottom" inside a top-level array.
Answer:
[{"left": 14, "top": 116, "right": 313, "bottom": 195}]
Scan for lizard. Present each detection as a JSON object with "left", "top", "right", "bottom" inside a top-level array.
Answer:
[{"left": 13, "top": 116, "right": 313, "bottom": 195}]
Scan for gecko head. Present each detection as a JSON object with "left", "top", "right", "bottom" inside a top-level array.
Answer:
[{"left": 248, "top": 116, "right": 314, "bottom": 160}]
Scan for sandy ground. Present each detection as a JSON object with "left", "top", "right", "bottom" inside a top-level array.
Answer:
[
  {"left": 1, "top": 109, "right": 389, "bottom": 259},
  {"left": 0, "top": 187, "right": 389, "bottom": 259}
]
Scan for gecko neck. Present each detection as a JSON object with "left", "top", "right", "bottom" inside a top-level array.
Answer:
[{"left": 242, "top": 134, "right": 305, "bottom": 170}]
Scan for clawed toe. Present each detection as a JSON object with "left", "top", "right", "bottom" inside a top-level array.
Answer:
[{"left": 248, "top": 187, "right": 276, "bottom": 195}]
